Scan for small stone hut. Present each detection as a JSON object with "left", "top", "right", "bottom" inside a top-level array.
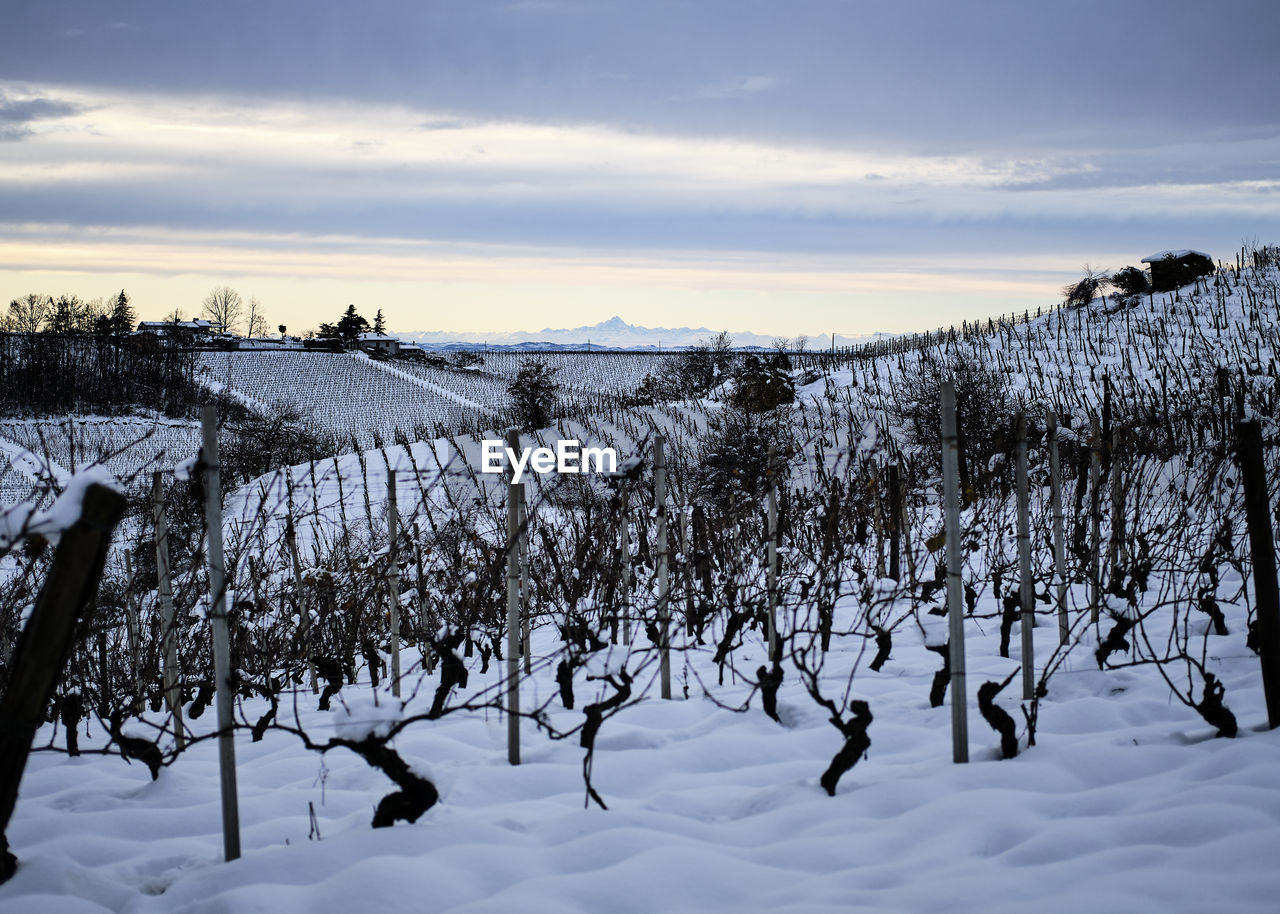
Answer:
[{"left": 1141, "top": 249, "right": 1214, "bottom": 293}]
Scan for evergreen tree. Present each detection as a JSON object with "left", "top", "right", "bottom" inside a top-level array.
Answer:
[
  {"left": 507, "top": 358, "right": 560, "bottom": 430},
  {"left": 373, "top": 309, "right": 386, "bottom": 334},
  {"left": 336, "top": 304, "right": 370, "bottom": 347},
  {"left": 730, "top": 353, "right": 795, "bottom": 412},
  {"left": 110, "top": 290, "right": 135, "bottom": 335}
]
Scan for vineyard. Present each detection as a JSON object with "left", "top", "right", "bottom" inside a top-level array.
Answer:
[
  {"left": 2, "top": 246, "right": 1280, "bottom": 911},
  {"left": 196, "top": 351, "right": 498, "bottom": 448},
  {"left": 193, "top": 349, "right": 688, "bottom": 449}
]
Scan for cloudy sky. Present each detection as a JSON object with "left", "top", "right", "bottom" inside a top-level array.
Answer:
[{"left": 2, "top": 1, "right": 1278, "bottom": 338}]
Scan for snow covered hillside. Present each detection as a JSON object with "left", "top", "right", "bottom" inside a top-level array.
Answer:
[{"left": 3, "top": 247, "right": 1280, "bottom": 912}]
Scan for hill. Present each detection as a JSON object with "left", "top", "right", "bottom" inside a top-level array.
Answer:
[{"left": 2, "top": 244, "right": 1280, "bottom": 912}]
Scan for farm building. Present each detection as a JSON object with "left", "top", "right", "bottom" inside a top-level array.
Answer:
[
  {"left": 1141, "top": 249, "right": 1214, "bottom": 292},
  {"left": 238, "top": 336, "right": 305, "bottom": 350},
  {"left": 358, "top": 332, "right": 401, "bottom": 356},
  {"left": 135, "top": 318, "right": 220, "bottom": 336}
]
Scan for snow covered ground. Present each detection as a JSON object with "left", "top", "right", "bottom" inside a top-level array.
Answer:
[
  {"left": 3, "top": 590, "right": 1279, "bottom": 913},
  {"left": 5, "top": 258, "right": 1280, "bottom": 912}
]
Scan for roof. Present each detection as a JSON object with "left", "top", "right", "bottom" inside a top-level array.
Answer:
[
  {"left": 1141, "top": 249, "right": 1212, "bottom": 263},
  {"left": 358, "top": 332, "right": 398, "bottom": 342},
  {"left": 135, "top": 318, "right": 217, "bottom": 333}
]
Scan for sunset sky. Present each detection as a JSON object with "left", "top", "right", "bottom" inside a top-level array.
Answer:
[{"left": 2, "top": 1, "right": 1278, "bottom": 339}]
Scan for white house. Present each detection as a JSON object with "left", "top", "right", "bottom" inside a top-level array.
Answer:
[{"left": 358, "top": 332, "right": 401, "bottom": 356}]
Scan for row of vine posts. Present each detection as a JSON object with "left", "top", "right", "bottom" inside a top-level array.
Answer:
[{"left": 4, "top": 371, "right": 1280, "bottom": 877}]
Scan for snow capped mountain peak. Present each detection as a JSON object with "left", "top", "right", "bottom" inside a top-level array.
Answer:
[{"left": 400, "top": 316, "right": 872, "bottom": 351}]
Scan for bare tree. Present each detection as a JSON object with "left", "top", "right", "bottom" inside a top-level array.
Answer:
[
  {"left": 80, "top": 296, "right": 108, "bottom": 329},
  {"left": 245, "top": 297, "right": 267, "bottom": 339},
  {"left": 7, "top": 294, "right": 49, "bottom": 334},
  {"left": 201, "top": 286, "right": 243, "bottom": 335},
  {"left": 709, "top": 330, "right": 735, "bottom": 379}
]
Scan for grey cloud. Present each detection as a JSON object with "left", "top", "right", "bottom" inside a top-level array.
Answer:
[
  {"left": 0, "top": 91, "right": 81, "bottom": 140},
  {"left": 2, "top": 0, "right": 1278, "bottom": 292},
  {"left": 418, "top": 118, "right": 470, "bottom": 131},
  {"left": 695, "top": 75, "right": 781, "bottom": 100},
  {"left": 3, "top": 1, "right": 1276, "bottom": 153},
  {"left": 0, "top": 92, "right": 80, "bottom": 124},
  {"left": 997, "top": 135, "right": 1280, "bottom": 193}
]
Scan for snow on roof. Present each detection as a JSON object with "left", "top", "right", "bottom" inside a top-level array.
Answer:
[
  {"left": 358, "top": 332, "right": 398, "bottom": 342},
  {"left": 136, "top": 318, "right": 216, "bottom": 332},
  {"left": 1141, "top": 249, "right": 1212, "bottom": 263}
]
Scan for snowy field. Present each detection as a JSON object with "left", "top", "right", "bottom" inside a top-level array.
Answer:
[
  {"left": 5, "top": 256, "right": 1280, "bottom": 912},
  {"left": 2, "top": 592, "right": 1279, "bottom": 914},
  {"left": 0, "top": 417, "right": 200, "bottom": 507}
]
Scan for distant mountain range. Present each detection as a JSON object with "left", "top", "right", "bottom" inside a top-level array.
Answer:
[{"left": 399, "top": 315, "right": 881, "bottom": 351}]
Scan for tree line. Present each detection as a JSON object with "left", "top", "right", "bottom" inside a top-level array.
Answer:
[
  {"left": 0, "top": 332, "right": 203, "bottom": 418},
  {"left": 4, "top": 291, "right": 136, "bottom": 336}
]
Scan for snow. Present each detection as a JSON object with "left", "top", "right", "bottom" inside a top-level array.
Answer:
[
  {"left": 2, "top": 601, "right": 1279, "bottom": 913},
  {"left": 0, "top": 464, "right": 119, "bottom": 551},
  {"left": 173, "top": 453, "right": 199, "bottom": 483},
  {"left": 194, "top": 372, "right": 273, "bottom": 416},
  {"left": 29, "top": 465, "right": 120, "bottom": 540},
  {"left": 0, "top": 416, "right": 201, "bottom": 501},
  {"left": 331, "top": 691, "right": 405, "bottom": 741},
  {"left": 0, "top": 436, "right": 71, "bottom": 491},
  {"left": 360, "top": 353, "right": 500, "bottom": 417},
  {"left": 1141, "top": 249, "right": 1212, "bottom": 262},
  {"left": 4, "top": 257, "right": 1280, "bottom": 911},
  {"left": 221, "top": 439, "right": 454, "bottom": 562}
]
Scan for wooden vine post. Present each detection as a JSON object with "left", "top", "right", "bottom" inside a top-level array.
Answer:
[
  {"left": 940, "top": 381, "right": 969, "bottom": 763},
  {"left": 0, "top": 482, "right": 126, "bottom": 883},
  {"left": 519, "top": 493, "right": 532, "bottom": 675},
  {"left": 123, "top": 551, "right": 142, "bottom": 708},
  {"left": 285, "top": 516, "right": 316, "bottom": 693},
  {"left": 679, "top": 507, "right": 694, "bottom": 637},
  {"left": 887, "top": 462, "right": 902, "bottom": 582},
  {"left": 505, "top": 427, "right": 522, "bottom": 765},
  {"left": 1046, "top": 412, "right": 1069, "bottom": 645},
  {"left": 655, "top": 435, "right": 672, "bottom": 699},
  {"left": 1109, "top": 427, "right": 1126, "bottom": 584},
  {"left": 152, "top": 471, "right": 185, "bottom": 750},
  {"left": 1089, "top": 416, "right": 1102, "bottom": 624},
  {"left": 386, "top": 468, "right": 401, "bottom": 698},
  {"left": 1015, "top": 412, "right": 1034, "bottom": 700},
  {"left": 901, "top": 468, "right": 917, "bottom": 587},
  {"left": 1237, "top": 420, "right": 1280, "bottom": 727},
  {"left": 766, "top": 446, "right": 779, "bottom": 662},
  {"left": 620, "top": 490, "right": 631, "bottom": 647},
  {"left": 200, "top": 405, "right": 241, "bottom": 862}
]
